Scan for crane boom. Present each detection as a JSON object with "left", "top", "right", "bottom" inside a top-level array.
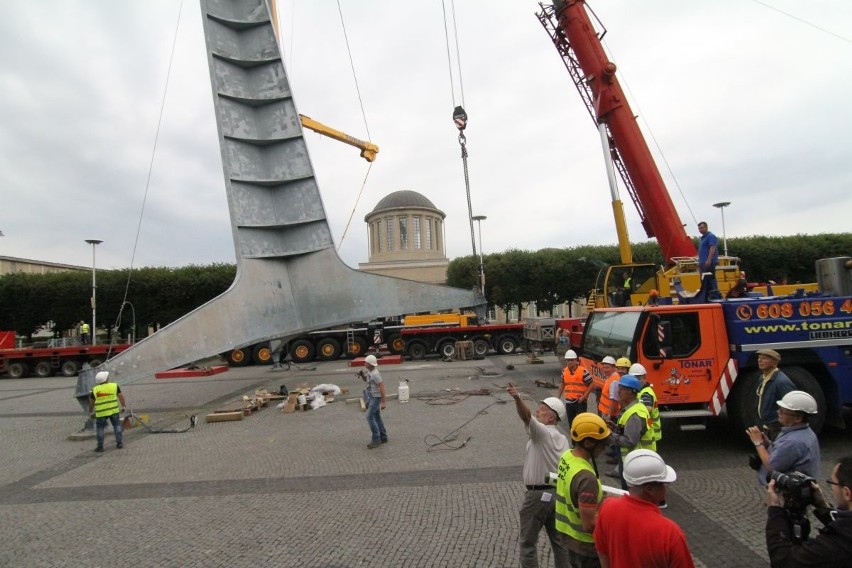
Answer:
[
  {"left": 299, "top": 115, "right": 379, "bottom": 163},
  {"left": 538, "top": 1, "right": 696, "bottom": 264}
]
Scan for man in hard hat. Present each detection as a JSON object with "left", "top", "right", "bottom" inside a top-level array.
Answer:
[
  {"left": 630, "top": 363, "right": 660, "bottom": 449},
  {"left": 362, "top": 355, "right": 388, "bottom": 449},
  {"left": 755, "top": 348, "right": 795, "bottom": 441},
  {"left": 79, "top": 320, "right": 90, "bottom": 345},
  {"left": 557, "top": 350, "right": 594, "bottom": 428},
  {"left": 507, "top": 383, "right": 570, "bottom": 568},
  {"left": 555, "top": 413, "right": 611, "bottom": 568},
  {"left": 597, "top": 357, "right": 621, "bottom": 422},
  {"left": 601, "top": 357, "right": 630, "bottom": 466},
  {"left": 594, "top": 450, "right": 695, "bottom": 568},
  {"left": 766, "top": 455, "right": 852, "bottom": 565},
  {"left": 87, "top": 371, "right": 127, "bottom": 452},
  {"left": 746, "top": 390, "right": 821, "bottom": 488},
  {"left": 607, "top": 375, "right": 653, "bottom": 490}
]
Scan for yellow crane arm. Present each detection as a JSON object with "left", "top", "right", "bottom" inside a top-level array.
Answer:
[{"left": 298, "top": 115, "right": 379, "bottom": 163}]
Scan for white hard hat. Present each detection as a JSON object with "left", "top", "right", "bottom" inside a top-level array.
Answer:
[
  {"left": 95, "top": 371, "right": 109, "bottom": 384},
  {"left": 628, "top": 363, "right": 647, "bottom": 377},
  {"left": 623, "top": 449, "right": 677, "bottom": 486},
  {"left": 564, "top": 349, "right": 578, "bottom": 360},
  {"left": 601, "top": 356, "right": 616, "bottom": 365},
  {"left": 364, "top": 355, "right": 378, "bottom": 367},
  {"left": 777, "top": 390, "right": 818, "bottom": 414},
  {"left": 540, "top": 397, "right": 567, "bottom": 422}
]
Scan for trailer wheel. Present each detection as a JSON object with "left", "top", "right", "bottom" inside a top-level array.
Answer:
[
  {"left": 252, "top": 343, "right": 273, "bottom": 365},
  {"left": 387, "top": 333, "right": 405, "bottom": 355},
  {"left": 496, "top": 335, "right": 518, "bottom": 355},
  {"left": 7, "top": 362, "right": 29, "bottom": 379},
  {"left": 290, "top": 339, "right": 315, "bottom": 363},
  {"left": 439, "top": 341, "right": 456, "bottom": 359},
  {"left": 785, "top": 366, "right": 827, "bottom": 434},
  {"left": 316, "top": 338, "right": 341, "bottom": 361},
  {"left": 472, "top": 338, "right": 490, "bottom": 358},
  {"left": 34, "top": 361, "right": 53, "bottom": 378},
  {"left": 88, "top": 359, "right": 103, "bottom": 369},
  {"left": 60, "top": 360, "right": 80, "bottom": 377},
  {"left": 407, "top": 341, "right": 428, "bottom": 360},
  {"left": 225, "top": 348, "right": 251, "bottom": 367},
  {"left": 345, "top": 336, "right": 368, "bottom": 358}
]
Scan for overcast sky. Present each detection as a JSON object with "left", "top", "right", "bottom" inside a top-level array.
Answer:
[{"left": 1, "top": 0, "right": 850, "bottom": 272}]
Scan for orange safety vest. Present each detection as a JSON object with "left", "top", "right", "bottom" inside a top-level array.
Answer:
[
  {"left": 598, "top": 372, "right": 622, "bottom": 417},
  {"left": 561, "top": 365, "right": 588, "bottom": 402}
]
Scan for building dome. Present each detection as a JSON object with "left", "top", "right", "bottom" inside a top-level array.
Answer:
[{"left": 369, "top": 190, "right": 444, "bottom": 218}]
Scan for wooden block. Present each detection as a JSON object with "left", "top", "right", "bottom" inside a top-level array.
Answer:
[
  {"left": 205, "top": 411, "right": 244, "bottom": 423},
  {"left": 282, "top": 393, "right": 298, "bottom": 414}
]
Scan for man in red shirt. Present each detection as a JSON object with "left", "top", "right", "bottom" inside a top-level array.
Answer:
[{"left": 594, "top": 450, "right": 695, "bottom": 568}]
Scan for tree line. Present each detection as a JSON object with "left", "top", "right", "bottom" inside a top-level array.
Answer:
[{"left": 1, "top": 234, "right": 849, "bottom": 339}]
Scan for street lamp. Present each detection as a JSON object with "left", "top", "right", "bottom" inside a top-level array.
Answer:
[
  {"left": 712, "top": 202, "right": 731, "bottom": 257},
  {"left": 472, "top": 215, "right": 487, "bottom": 294},
  {"left": 84, "top": 239, "right": 103, "bottom": 345}
]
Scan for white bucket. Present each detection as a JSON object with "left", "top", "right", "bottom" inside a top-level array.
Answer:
[
  {"left": 398, "top": 382, "right": 410, "bottom": 403},
  {"left": 297, "top": 394, "right": 307, "bottom": 406}
]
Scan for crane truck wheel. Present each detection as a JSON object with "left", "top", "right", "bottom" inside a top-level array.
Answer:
[
  {"left": 60, "top": 360, "right": 80, "bottom": 377},
  {"left": 472, "top": 338, "right": 490, "bottom": 358},
  {"left": 252, "top": 343, "right": 273, "bottom": 365},
  {"left": 7, "top": 362, "right": 29, "bottom": 379},
  {"left": 289, "top": 339, "right": 315, "bottom": 363},
  {"left": 316, "top": 338, "right": 341, "bottom": 361},
  {"left": 496, "top": 335, "right": 518, "bottom": 355},
  {"left": 345, "top": 336, "right": 368, "bottom": 358},
  {"left": 387, "top": 334, "right": 405, "bottom": 355},
  {"left": 225, "top": 348, "right": 251, "bottom": 367},
  {"left": 784, "top": 366, "right": 827, "bottom": 434},
  {"left": 34, "top": 361, "right": 53, "bottom": 378},
  {"left": 88, "top": 359, "right": 103, "bottom": 369},
  {"left": 407, "top": 341, "right": 428, "bottom": 360},
  {"left": 439, "top": 340, "right": 456, "bottom": 359}
]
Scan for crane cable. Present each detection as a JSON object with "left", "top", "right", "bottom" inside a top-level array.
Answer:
[
  {"left": 441, "top": 0, "right": 478, "bottom": 259},
  {"left": 335, "top": 0, "right": 374, "bottom": 250}
]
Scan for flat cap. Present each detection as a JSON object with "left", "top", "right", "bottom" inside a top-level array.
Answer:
[{"left": 756, "top": 349, "right": 781, "bottom": 362}]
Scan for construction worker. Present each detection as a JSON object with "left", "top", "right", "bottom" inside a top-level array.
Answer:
[
  {"left": 79, "top": 320, "right": 90, "bottom": 345},
  {"left": 747, "top": 390, "right": 821, "bottom": 488},
  {"left": 597, "top": 357, "right": 621, "bottom": 422},
  {"left": 755, "top": 348, "right": 795, "bottom": 441},
  {"left": 555, "top": 413, "right": 611, "bottom": 568},
  {"left": 594, "top": 450, "right": 695, "bottom": 568},
  {"left": 88, "top": 371, "right": 126, "bottom": 452},
  {"left": 557, "top": 350, "right": 594, "bottom": 428},
  {"left": 602, "top": 357, "right": 630, "bottom": 465},
  {"left": 607, "top": 375, "right": 654, "bottom": 490},
  {"left": 362, "top": 354, "right": 388, "bottom": 449},
  {"left": 507, "top": 384, "right": 570, "bottom": 568},
  {"left": 630, "top": 363, "right": 660, "bottom": 449}
]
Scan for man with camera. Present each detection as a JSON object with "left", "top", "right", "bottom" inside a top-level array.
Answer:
[
  {"left": 507, "top": 383, "right": 571, "bottom": 568},
  {"left": 765, "top": 455, "right": 852, "bottom": 566},
  {"left": 746, "top": 391, "right": 821, "bottom": 488}
]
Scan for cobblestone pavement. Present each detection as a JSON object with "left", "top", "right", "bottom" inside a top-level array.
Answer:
[{"left": 0, "top": 354, "right": 849, "bottom": 567}]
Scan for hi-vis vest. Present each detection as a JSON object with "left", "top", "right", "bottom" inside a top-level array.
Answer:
[
  {"left": 618, "top": 401, "right": 655, "bottom": 455},
  {"left": 638, "top": 384, "right": 662, "bottom": 442},
  {"left": 80, "top": 323, "right": 90, "bottom": 334},
  {"left": 561, "top": 366, "right": 587, "bottom": 402},
  {"left": 92, "top": 383, "right": 120, "bottom": 418},
  {"left": 598, "top": 372, "right": 621, "bottom": 417},
  {"left": 555, "top": 452, "right": 602, "bottom": 542}
]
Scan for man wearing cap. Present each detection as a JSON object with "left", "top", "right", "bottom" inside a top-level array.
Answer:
[
  {"left": 88, "top": 371, "right": 127, "bottom": 452},
  {"left": 557, "top": 350, "right": 595, "bottom": 428},
  {"left": 507, "top": 383, "right": 571, "bottom": 568},
  {"left": 607, "top": 375, "right": 653, "bottom": 490},
  {"left": 746, "top": 390, "right": 820, "bottom": 488},
  {"left": 362, "top": 355, "right": 388, "bottom": 449},
  {"left": 594, "top": 450, "right": 695, "bottom": 568},
  {"left": 755, "top": 348, "right": 795, "bottom": 441}
]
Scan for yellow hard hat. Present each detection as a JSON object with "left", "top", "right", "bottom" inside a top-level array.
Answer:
[
  {"left": 616, "top": 357, "right": 632, "bottom": 369},
  {"left": 570, "top": 413, "right": 611, "bottom": 442}
]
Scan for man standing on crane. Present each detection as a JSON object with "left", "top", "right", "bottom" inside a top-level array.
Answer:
[{"left": 698, "top": 221, "right": 719, "bottom": 293}]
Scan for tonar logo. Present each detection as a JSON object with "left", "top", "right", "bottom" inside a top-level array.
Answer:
[{"left": 681, "top": 359, "right": 713, "bottom": 369}]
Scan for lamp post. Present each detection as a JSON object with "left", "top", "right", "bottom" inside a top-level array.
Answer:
[
  {"left": 712, "top": 202, "right": 731, "bottom": 257},
  {"left": 472, "top": 215, "right": 487, "bottom": 294},
  {"left": 84, "top": 239, "right": 103, "bottom": 345}
]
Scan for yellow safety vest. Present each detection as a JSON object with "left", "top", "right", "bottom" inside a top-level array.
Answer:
[
  {"left": 618, "top": 401, "right": 655, "bottom": 455},
  {"left": 92, "top": 383, "right": 120, "bottom": 418},
  {"left": 81, "top": 323, "right": 90, "bottom": 334},
  {"left": 638, "top": 384, "right": 662, "bottom": 442},
  {"left": 555, "top": 452, "right": 602, "bottom": 542}
]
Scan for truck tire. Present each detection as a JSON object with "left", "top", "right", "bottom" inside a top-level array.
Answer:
[
  {"left": 439, "top": 340, "right": 456, "bottom": 359},
  {"left": 784, "top": 366, "right": 827, "bottom": 434},
  {"left": 88, "top": 358, "right": 103, "bottom": 369},
  {"left": 61, "top": 360, "right": 80, "bottom": 377},
  {"left": 407, "top": 341, "right": 428, "bottom": 360},
  {"left": 290, "top": 339, "right": 315, "bottom": 363},
  {"left": 7, "top": 362, "right": 29, "bottom": 379},
  {"left": 225, "top": 348, "right": 251, "bottom": 367},
  {"left": 316, "top": 338, "right": 341, "bottom": 361},
  {"left": 34, "top": 361, "right": 53, "bottom": 378},
  {"left": 472, "top": 338, "right": 490, "bottom": 358},
  {"left": 496, "top": 335, "right": 518, "bottom": 355},
  {"left": 252, "top": 343, "right": 273, "bottom": 365},
  {"left": 387, "top": 333, "right": 405, "bottom": 355},
  {"left": 345, "top": 336, "right": 368, "bottom": 358}
]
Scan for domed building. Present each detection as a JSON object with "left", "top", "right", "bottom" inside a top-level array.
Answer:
[{"left": 358, "top": 190, "right": 450, "bottom": 284}]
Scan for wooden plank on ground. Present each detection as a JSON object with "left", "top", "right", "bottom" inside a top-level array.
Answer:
[{"left": 205, "top": 411, "right": 244, "bottom": 423}]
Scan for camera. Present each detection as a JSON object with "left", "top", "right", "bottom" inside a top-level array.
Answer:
[
  {"left": 546, "top": 472, "right": 558, "bottom": 487},
  {"left": 769, "top": 470, "right": 815, "bottom": 512}
]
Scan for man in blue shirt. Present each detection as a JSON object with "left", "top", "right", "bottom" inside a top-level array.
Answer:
[{"left": 698, "top": 221, "right": 719, "bottom": 294}]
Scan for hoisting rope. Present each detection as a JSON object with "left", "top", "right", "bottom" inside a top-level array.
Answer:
[
  {"left": 334, "top": 0, "right": 374, "bottom": 250},
  {"left": 441, "top": 0, "right": 478, "bottom": 259}
]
